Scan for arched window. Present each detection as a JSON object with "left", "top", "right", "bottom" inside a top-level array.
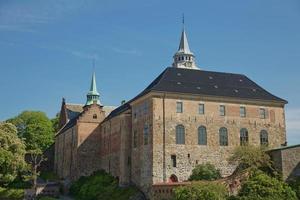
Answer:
[
  {"left": 93, "top": 114, "right": 97, "bottom": 119},
  {"left": 198, "top": 126, "right": 207, "bottom": 145},
  {"left": 219, "top": 127, "right": 228, "bottom": 146},
  {"left": 176, "top": 125, "right": 185, "bottom": 144},
  {"left": 240, "top": 128, "right": 249, "bottom": 146},
  {"left": 260, "top": 130, "right": 269, "bottom": 146}
]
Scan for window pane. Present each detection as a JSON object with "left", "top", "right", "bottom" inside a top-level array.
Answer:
[
  {"left": 199, "top": 104, "right": 205, "bottom": 114},
  {"left": 176, "top": 125, "right": 185, "bottom": 144},
  {"left": 176, "top": 102, "right": 183, "bottom": 113},
  {"left": 240, "top": 107, "right": 246, "bottom": 117},
  {"left": 260, "top": 130, "right": 268, "bottom": 146},
  {"left": 171, "top": 155, "right": 177, "bottom": 167},
  {"left": 220, "top": 105, "right": 225, "bottom": 116},
  {"left": 198, "top": 126, "right": 207, "bottom": 145},
  {"left": 260, "top": 108, "right": 266, "bottom": 119},
  {"left": 219, "top": 127, "right": 228, "bottom": 146},
  {"left": 240, "top": 128, "right": 248, "bottom": 146}
]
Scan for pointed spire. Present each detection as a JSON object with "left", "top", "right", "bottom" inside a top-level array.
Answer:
[
  {"left": 86, "top": 71, "right": 101, "bottom": 106},
  {"left": 178, "top": 28, "right": 191, "bottom": 54},
  {"left": 172, "top": 16, "right": 198, "bottom": 69}
]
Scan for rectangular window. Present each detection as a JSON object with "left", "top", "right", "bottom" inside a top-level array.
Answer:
[
  {"left": 171, "top": 155, "right": 177, "bottom": 167},
  {"left": 199, "top": 104, "right": 205, "bottom": 115},
  {"left": 220, "top": 105, "right": 226, "bottom": 116},
  {"left": 144, "top": 124, "right": 149, "bottom": 145},
  {"left": 176, "top": 102, "right": 183, "bottom": 113},
  {"left": 260, "top": 108, "right": 266, "bottom": 119},
  {"left": 240, "top": 106, "right": 246, "bottom": 117},
  {"left": 133, "top": 130, "right": 137, "bottom": 148}
]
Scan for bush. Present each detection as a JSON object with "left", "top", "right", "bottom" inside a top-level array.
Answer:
[
  {"left": 228, "top": 146, "right": 273, "bottom": 175},
  {"left": 174, "top": 182, "right": 228, "bottom": 200},
  {"left": 289, "top": 177, "right": 300, "bottom": 200},
  {"left": 69, "top": 170, "right": 138, "bottom": 200},
  {"left": 0, "top": 187, "right": 24, "bottom": 200},
  {"left": 236, "top": 171, "right": 297, "bottom": 200},
  {"left": 189, "top": 163, "right": 221, "bottom": 181}
]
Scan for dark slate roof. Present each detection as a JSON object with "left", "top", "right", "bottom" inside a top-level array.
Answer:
[
  {"left": 148, "top": 67, "right": 287, "bottom": 103},
  {"left": 106, "top": 67, "right": 287, "bottom": 120}
]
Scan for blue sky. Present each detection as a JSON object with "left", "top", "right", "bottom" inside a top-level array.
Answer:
[{"left": 0, "top": 0, "right": 299, "bottom": 144}]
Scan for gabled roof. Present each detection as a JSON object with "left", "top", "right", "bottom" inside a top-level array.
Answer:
[
  {"left": 106, "top": 67, "right": 287, "bottom": 120},
  {"left": 66, "top": 104, "right": 83, "bottom": 120},
  {"left": 56, "top": 104, "right": 116, "bottom": 136}
]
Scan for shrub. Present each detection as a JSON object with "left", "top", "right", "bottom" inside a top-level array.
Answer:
[
  {"left": 289, "top": 177, "right": 300, "bottom": 200},
  {"left": 69, "top": 170, "right": 138, "bottom": 200},
  {"left": 189, "top": 163, "right": 221, "bottom": 181},
  {"left": 236, "top": 171, "right": 297, "bottom": 200},
  {"left": 174, "top": 182, "right": 228, "bottom": 200},
  {"left": 0, "top": 187, "right": 24, "bottom": 200},
  {"left": 228, "top": 146, "right": 273, "bottom": 175}
]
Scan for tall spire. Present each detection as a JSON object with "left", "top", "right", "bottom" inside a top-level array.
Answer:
[
  {"left": 172, "top": 16, "right": 198, "bottom": 69},
  {"left": 85, "top": 72, "right": 101, "bottom": 106}
]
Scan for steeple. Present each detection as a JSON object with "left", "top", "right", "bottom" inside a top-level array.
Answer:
[
  {"left": 172, "top": 17, "right": 198, "bottom": 69},
  {"left": 85, "top": 72, "right": 101, "bottom": 106}
]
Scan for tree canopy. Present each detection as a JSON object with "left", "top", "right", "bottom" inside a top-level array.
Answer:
[
  {"left": 0, "top": 122, "right": 27, "bottom": 186},
  {"left": 228, "top": 145, "right": 273, "bottom": 174},
  {"left": 236, "top": 171, "right": 297, "bottom": 200},
  {"left": 7, "top": 111, "right": 54, "bottom": 151},
  {"left": 189, "top": 163, "right": 221, "bottom": 181}
]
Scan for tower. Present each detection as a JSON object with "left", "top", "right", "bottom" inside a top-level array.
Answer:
[
  {"left": 172, "top": 20, "right": 198, "bottom": 69},
  {"left": 85, "top": 72, "right": 101, "bottom": 106}
]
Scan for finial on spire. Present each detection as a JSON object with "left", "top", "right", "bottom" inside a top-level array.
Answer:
[
  {"left": 85, "top": 67, "right": 101, "bottom": 106},
  {"left": 172, "top": 17, "right": 199, "bottom": 70}
]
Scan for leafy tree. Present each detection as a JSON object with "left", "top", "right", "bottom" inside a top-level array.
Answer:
[
  {"left": 7, "top": 111, "right": 54, "bottom": 151},
  {"left": 0, "top": 122, "right": 27, "bottom": 186},
  {"left": 189, "top": 163, "right": 221, "bottom": 181},
  {"left": 51, "top": 113, "right": 60, "bottom": 133},
  {"left": 289, "top": 177, "right": 300, "bottom": 200},
  {"left": 236, "top": 171, "right": 297, "bottom": 200},
  {"left": 174, "top": 182, "right": 228, "bottom": 200},
  {"left": 228, "top": 145, "right": 273, "bottom": 175}
]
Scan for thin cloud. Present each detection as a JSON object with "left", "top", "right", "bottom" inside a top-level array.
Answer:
[
  {"left": 111, "top": 47, "right": 142, "bottom": 56},
  {"left": 0, "top": 1, "right": 87, "bottom": 33}
]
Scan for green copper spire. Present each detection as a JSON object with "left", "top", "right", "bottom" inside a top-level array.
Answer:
[{"left": 85, "top": 72, "right": 101, "bottom": 106}]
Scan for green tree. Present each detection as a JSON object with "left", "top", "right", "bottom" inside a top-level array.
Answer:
[
  {"left": 7, "top": 111, "right": 54, "bottom": 151},
  {"left": 189, "top": 163, "right": 221, "bottom": 181},
  {"left": 51, "top": 113, "right": 60, "bottom": 133},
  {"left": 228, "top": 145, "right": 273, "bottom": 175},
  {"left": 236, "top": 172, "right": 297, "bottom": 200},
  {"left": 174, "top": 182, "right": 228, "bottom": 200},
  {"left": 289, "top": 177, "right": 300, "bottom": 200},
  {"left": 0, "top": 122, "right": 27, "bottom": 186}
]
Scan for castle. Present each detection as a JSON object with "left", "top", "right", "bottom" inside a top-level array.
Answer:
[{"left": 54, "top": 26, "right": 287, "bottom": 197}]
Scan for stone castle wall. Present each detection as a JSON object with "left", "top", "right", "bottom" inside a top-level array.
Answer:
[{"left": 151, "top": 94, "right": 286, "bottom": 183}]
